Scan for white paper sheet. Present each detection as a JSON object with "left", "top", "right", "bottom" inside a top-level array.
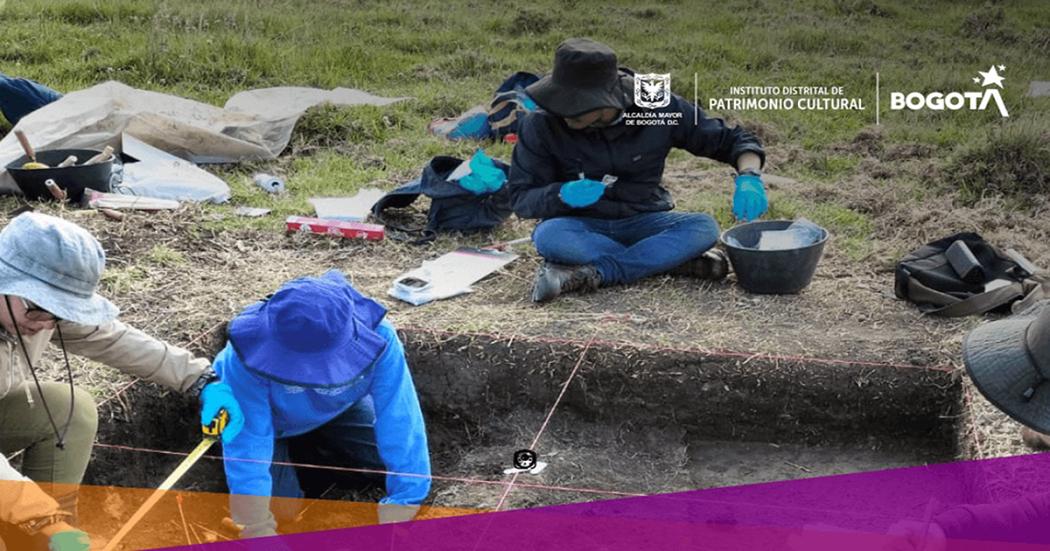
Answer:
[
  {"left": 389, "top": 247, "right": 518, "bottom": 306},
  {"left": 309, "top": 188, "right": 386, "bottom": 222}
]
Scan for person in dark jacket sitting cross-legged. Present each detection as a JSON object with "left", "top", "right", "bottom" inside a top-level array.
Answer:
[{"left": 509, "top": 38, "right": 767, "bottom": 303}]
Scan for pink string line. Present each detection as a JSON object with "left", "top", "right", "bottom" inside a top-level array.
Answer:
[
  {"left": 81, "top": 318, "right": 952, "bottom": 524},
  {"left": 90, "top": 442, "right": 643, "bottom": 499},
  {"left": 468, "top": 338, "right": 595, "bottom": 551},
  {"left": 494, "top": 337, "right": 595, "bottom": 512}
]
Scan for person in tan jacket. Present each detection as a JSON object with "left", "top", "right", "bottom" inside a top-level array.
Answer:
[{"left": 0, "top": 212, "right": 244, "bottom": 551}]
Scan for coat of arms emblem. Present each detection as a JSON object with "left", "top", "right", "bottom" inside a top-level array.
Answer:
[{"left": 634, "top": 73, "right": 672, "bottom": 109}]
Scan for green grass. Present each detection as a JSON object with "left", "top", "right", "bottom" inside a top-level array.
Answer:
[
  {"left": 769, "top": 197, "right": 875, "bottom": 260},
  {"left": 946, "top": 120, "right": 1050, "bottom": 205},
  {"left": 796, "top": 154, "right": 862, "bottom": 182},
  {"left": 146, "top": 244, "right": 187, "bottom": 266},
  {"left": 1, "top": 0, "right": 1048, "bottom": 237},
  {"left": 98, "top": 264, "right": 149, "bottom": 294}
]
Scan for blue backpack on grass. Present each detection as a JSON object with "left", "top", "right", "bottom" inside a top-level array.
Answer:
[{"left": 428, "top": 72, "right": 539, "bottom": 141}]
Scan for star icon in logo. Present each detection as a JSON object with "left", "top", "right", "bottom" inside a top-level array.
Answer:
[{"left": 977, "top": 65, "right": 1005, "bottom": 88}]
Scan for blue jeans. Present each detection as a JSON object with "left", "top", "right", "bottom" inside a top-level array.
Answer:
[
  {"left": 0, "top": 73, "right": 61, "bottom": 125},
  {"left": 270, "top": 396, "right": 384, "bottom": 521},
  {"left": 532, "top": 211, "right": 720, "bottom": 285}
]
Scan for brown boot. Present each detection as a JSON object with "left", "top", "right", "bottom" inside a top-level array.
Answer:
[
  {"left": 1021, "top": 427, "right": 1050, "bottom": 450},
  {"left": 531, "top": 262, "right": 602, "bottom": 303},
  {"left": 670, "top": 249, "right": 730, "bottom": 281}
]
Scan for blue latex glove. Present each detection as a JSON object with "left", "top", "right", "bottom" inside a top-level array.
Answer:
[
  {"left": 456, "top": 149, "right": 506, "bottom": 195},
  {"left": 200, "top": 382, "right": 244, "bottom": 444},
  {"left": 559, "top": 178, "right": 606, "bottom": 208},
  {"left": 49, "top": 530, "right": 90, "bottom": 551},
  {"left": 732, "top": 172, "right": 768, "bottom": 222}
]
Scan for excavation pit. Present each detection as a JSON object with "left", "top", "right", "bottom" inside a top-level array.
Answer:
[{"left": 79, "top": 327, "right": 964, "bottom": 546}]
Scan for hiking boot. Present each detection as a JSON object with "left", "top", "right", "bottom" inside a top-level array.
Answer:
[
  {"left": 1021, "top": 426, "right": 1050, "bottom": 450},
  {"left": 531, "top": 262, "right": 602, "bottom": 303},
  {"left": 670, "top": 249, "right": 730, "bottom": 281}
]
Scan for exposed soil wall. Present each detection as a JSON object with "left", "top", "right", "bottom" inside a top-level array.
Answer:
[
  {"left": 86, "top": 330, "right": 963, "bottom": 496},
  {"left": 402, "top": 330, "right": 961, "bottom": 449}
]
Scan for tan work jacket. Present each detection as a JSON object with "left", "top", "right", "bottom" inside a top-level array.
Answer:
[{"left": 0, "top": 319, "right": 209, "bottom": 527}]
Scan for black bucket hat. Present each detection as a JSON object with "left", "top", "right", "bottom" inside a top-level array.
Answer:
[
  {"left": 525, "top": 38, "right": 627, "bottom": 118},
  {"left": 964, "top": 301, "right": 1050, "bottom": 434}
]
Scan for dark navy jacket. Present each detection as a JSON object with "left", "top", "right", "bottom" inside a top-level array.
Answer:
[{"left": 509, "top": 74, "right": 765, "bottom": 220}]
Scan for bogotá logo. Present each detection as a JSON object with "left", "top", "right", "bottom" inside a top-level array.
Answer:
[
  {"left": 635, "top": 73, "right": 672, "bottom": 109},
  {"left": 890, "top": 65, "right": 1009, "bottom": 118}
]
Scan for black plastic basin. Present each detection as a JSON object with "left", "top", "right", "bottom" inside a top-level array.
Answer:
[
  {"left": 720, "top": 220, "right": 829, "bottom": 294},
  {"left": 6, "top": 148, "right": 114, "bottom": 202}
]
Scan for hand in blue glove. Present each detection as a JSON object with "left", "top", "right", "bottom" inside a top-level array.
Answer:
[
  {"left": 456, "top": 149, "right": 506, "bottom": 195},
  {"left": 48, "top": 529, "right": 90, "bottom": 551},
  {"left": 201, "top": 382, "right": 244, "bottom": 444},
  {"left": 732, "top": 171, "right": 768, "bottom": 222},
  {"left": 559, "top": 178, "right": 606, "bottom": 208}
]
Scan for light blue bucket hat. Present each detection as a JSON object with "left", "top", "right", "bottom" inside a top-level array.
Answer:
[{"left": 0, "top": 212, "right": 118, "bottom": 325}]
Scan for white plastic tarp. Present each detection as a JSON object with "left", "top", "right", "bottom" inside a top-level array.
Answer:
[
  {"left": 118, "top": 133, "right": 231, "bottom": 203},
  {"left": 0, "top": 81, "right": 409, "bottom": 193}
]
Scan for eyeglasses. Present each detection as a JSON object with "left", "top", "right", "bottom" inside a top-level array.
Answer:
[{"left": 21, "top": 299, "right": 59, "bottom": 321}]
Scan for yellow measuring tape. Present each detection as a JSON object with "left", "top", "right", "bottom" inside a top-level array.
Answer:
[
  {"left": 102, "top": 410, "right": 229, "bottom": 551},
  {"left": 202, "top": 409, "right": 229, "bottom": 438}
]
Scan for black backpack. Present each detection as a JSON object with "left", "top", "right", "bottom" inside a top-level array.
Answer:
[
  {"left": 895, "top": 232, "right": 1047, "bottom": 317},
  {"left": 371, "top": 156, "right": 512, "bottom": 243}
]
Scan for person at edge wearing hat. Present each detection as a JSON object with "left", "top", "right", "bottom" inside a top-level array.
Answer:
[
  {"left": 213, "top": 270, "right": 430, "bottom": 539},
  {"left": 509, "top": 38, "right": 767, "bottom": 303},
  {"left": 887, "top": 302, "right": 1050, "bottom": 550},
  {"left": 0, "top": 212, "right": 243, "bottom": 551}
]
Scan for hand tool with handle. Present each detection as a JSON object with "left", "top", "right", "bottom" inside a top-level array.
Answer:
[
  {"left": 56, "top": 155, "right": 79, "bottom": 168},
  {"left": 44, "top": 179, "right": 67, "bottom": 202},
  {"left": 101, "top": 410, "right": 229, "bottom": 551},
  {"left": 84, "top": 146, "right": 114, "bottom": 166},
  {"left": 15, "top": 129, "right": 49, "bottom": 169}
]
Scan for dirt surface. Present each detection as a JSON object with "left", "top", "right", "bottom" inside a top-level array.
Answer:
[
  {"left": 959, "top": 378, "right": 1037, "bottom": 463},
  {"left": 401, "top": 330, "right": 960, "bottom": 446},
  {"left": 6, "top": 145, "right": 1048, "bottom": 530},
  {"left": 85, "top": 384, "right": 955, "bottom": 521},
  {"left": 427, "top": 408, "right": 950, "bottom": 511},
  {"left": 15, "top": 148, "right": 1050, "bottom": 382},
  {"left": 5, "top": 174, "right": 998, "bottom": 375}
]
